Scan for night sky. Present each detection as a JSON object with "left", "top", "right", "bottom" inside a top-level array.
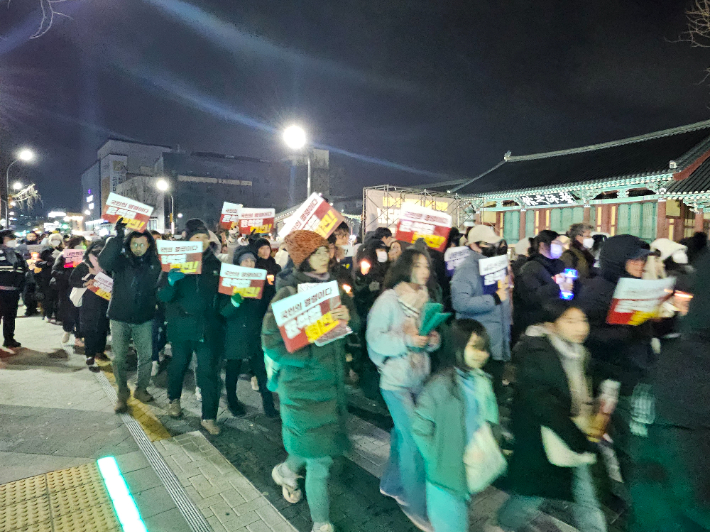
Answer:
[{"left": 1, "top": 0, "right": 709, "bottom": 211}]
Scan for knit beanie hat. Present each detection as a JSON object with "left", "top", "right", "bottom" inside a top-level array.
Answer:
[
  {"left": 184, "top": 219, "right": 209, "bottom": 241},
  {"left": 284, "top": 230, "right": 328, "bottom": 268}
]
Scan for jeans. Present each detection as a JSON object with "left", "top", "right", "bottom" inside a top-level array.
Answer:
[
  {"left": 497, "top": 465, "right": 607, "bottom": 532},
  {"left": 381, "top": 388, "right": 428, "bottom": 523},
  {"left": 0, "top": 290, "right": 19, "bottom": 342},
  {"left": 110, "top": 320, "right": 153, "bottom": 394},
  {"left": 168, "top": 340, "right": 220, "bottom": 421},
  {"left": 427, "top": 482, "right": 468, "bottom": 532},
  {"left": 285, "top": 455, "right": 334, "bottom": 524}
]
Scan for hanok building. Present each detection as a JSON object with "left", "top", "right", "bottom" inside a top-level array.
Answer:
[{"left": 434, "top": 120, "right": 710, "bottom": 243}]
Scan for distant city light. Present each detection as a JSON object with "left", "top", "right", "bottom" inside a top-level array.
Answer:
[{"left": 283, "top": 125, "right": 307, "bottom": 150}]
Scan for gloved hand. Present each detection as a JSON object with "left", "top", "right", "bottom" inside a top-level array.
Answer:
[
  {"left": 167, "top": 269, "right": 185, "bottom": 286},
  {"left": 231, "top": 292, "right": 243, "bottom": 307},
  {"left": 115, "top": 217, "right": 127, "bottom": 236}
]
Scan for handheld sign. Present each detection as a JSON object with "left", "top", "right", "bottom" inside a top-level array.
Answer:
[
  {"left": 218, "top": 263, "right": 267, "bottom": 299},
  {"left": 478, "top": 255, "right": 509, "bottom": 296},
  {"left": 87, "top": 272, "right": 113, "bottom": 301},
  {"left": 279, "top": 194, "right": 345, "bottom": 239},
  {"left": 156, "top": 241, "right": 203, "bottom": 274},
  {"left": 272, "top": 280, "right": 344, "bottom": 353},
  {"left": 238, "top": 208, "right": 275, "bottom": 235},
  {"left": 219, "top": 202, "right": 243, "bottom": 230},
  {"left": 395, "top": 204, "right": 452, "bottom": 252},
  {"left": 444, "top": 246, "right": 471, "bottom": 276},
  {"left": 62, "top": 249, "right": 84, "bottom": 268},
  {"left": 102, "top": 193, "right": 153, "bottom": 233},
  {"left": 607, "top": 277, "right": 676, "bottom": 326}
]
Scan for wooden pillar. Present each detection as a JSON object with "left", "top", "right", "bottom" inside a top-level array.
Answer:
[
  {"left": 583, "top": 205, "right": 591, "bottom": 225},
  {"left": 519, "top": 209, "right": 527, "bottom": 239},
  {"left": 656, "top": 199, "right": 667, "bottom": 240},
  {"left": 674, "top": 202, "right": 688, "bottom": 241},
  {"left": 475, "top": 210, "right": 482, "bottom": 225},
  {"left": 695, "top": 208, "right": 705, "bottom": 233}
]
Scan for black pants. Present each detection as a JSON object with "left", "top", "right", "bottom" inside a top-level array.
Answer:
[
  {"left": 84, "top": 315, "right": 109, "bottom": 359},
  {"left": 60, "top": 297, "right": 81, "bottom": 336},
  {"left": 225, "top": 356, "right": 275, "bottom": 412},
  {"left": 43, "top": 287, "right": 58, "bottom": 320},
  {"left": 168, "top": 340, "right": 220, "bottom": 421},
  {"left": 23, "top": 284, "right": 37, "bottom": 315},
  {"left": 0, "top": 290, "right": 19, "bottom": 343}
]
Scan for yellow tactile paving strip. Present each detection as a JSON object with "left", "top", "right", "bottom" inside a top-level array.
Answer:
[
  {"left": 0, "top": 463, "right": 121, "bottom": 532},
  {"left": 98, "top": 359, "right": 171, "bottom": 442}
]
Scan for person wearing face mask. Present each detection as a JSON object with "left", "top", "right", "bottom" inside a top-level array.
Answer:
[
  {"left": 561, "top": 224, "right": 596, "bottom": 280},
  {"left": 99, "top": 219, "right": 161, "bottom": 414},
  {"left": 52, "top": 235, "right": 86, "bottom": 350},
  {"left": 0, "top": 230, "right": 27, "bottom": 351},
  {"left": 158, "top": 219, "right": 224, "bottom": 435},
  {"left": 452, "top": 225, "right": 512, "bottom": 395},
  {"left": 512, "top": 230, "right": 570, "bottom": 344}
]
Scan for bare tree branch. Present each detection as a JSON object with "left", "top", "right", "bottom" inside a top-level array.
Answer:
[
  {"left": 685, "top": 0, "right": 710, "bottom": 47},
  {"left": 30, "top": 0, "right": 71, "bottom": 40}
]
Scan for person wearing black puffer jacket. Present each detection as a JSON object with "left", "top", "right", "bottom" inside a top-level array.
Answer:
[
  {"left": 158, "top": 219, "right": 224, "bottom": 436},
  {"left": 70, "top": 240, "right": 109, "bottom": 373},
  {"left": 252, "top": 237, "right": 282, "bottom": 305},
  {"left": 512, "top": 230, "right": 569, "bottom": 344}
]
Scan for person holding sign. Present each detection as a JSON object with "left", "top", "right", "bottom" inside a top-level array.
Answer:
[
  {"left": 99, "top": 219, "right": 161, "bottom": 414},
  {"left": 220, "top": 246, "right": 277, "bottom": 418},
  {"left": 52, "top": 235, "right": 86, "bottom": 351},
  {"left": 262, "top": 230, "right": 359, "bottom": 532},
  {"left": 0, "top": 230, "right": 27, "bottom": 352},
  {"left": 366, "top": 248, "right": 443, "bottom": 531},
  {"left": 158, "top": 219, "right": 224, "bottom": 436},
  {"left": 69, "top": 240, "right": 109, "bottom": 373}
]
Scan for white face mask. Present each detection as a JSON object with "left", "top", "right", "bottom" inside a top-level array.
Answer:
[
  {"left": 376, "top": 249, "right": 388, "bottom": 263},
  {"left": 5, "top": 240, "right": 17, "bottom": 248},
  {"left": 582, "top": 237, "right": 594, "bottom": 250},
  {"left": 671, "top": 249, "right": 688, "bottom": 264},
  {"left": 550, "top": 243, "right": 563, "bottom": 259}
]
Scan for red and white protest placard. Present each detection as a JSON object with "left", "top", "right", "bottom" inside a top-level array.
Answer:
[
  {"left": 218, "top": 263, "right": 267, "bottom": 299},
  {"left": 102, "top": 193, "right": 153, "bottom": 233},
  {"left": 219, "top": 202, "right": 243, "bottom": 230},
  {"left": 279, "top": 194, "right": 345, "bottom": 239},
  {"left": 395, "top": 204, "right": 452, "bottom": 252},
  {"left": 87, "top": 272, "right": 113, "bottom": 301},
  {"left": 238, "top": 208, "right": 275, "bottom": 235},
  {"left": 156, "top": 241, "right": 203, "bottom": 274},
  {"left": 272, "top": 280, "right": 344, "bottom": 353},
  {"left": 62, "top": 249, "right": 84, "bottom": 268},
  {"left": 606, "top": 277, "right": 676, "bottom": 326}
]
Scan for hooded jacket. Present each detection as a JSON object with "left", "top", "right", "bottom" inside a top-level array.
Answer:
[
  {"left": 98, "top": 230, "right": 161, "bottom": 324},
  {"left": 70, "top": 241, "right": 110, "bottom": 331},
  {"left": 577, "top": 234, "right": 654, "bottom": 396}
]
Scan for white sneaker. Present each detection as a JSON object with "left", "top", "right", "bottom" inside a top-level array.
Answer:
[
  {"left": 61, "top": 332, "right": 70, "bottom": 344},
  {"left": 272, "top": 463, "right": 302, "bottom": 503},
  {"left": 194, "top": 386, "right": 202, "bottom": 401},
  {"left": 251, "top": 376, "right": 259, "bottom": 391},
  {"left": 151, "top": 361, "right": 159, "bottom": 377}
]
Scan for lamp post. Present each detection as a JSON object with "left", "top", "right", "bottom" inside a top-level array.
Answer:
[
  {"left": 282, "top": 125, "right": 312, "bottom": 198},
  {"left": 155, "top": 178, "right": 174, "bottom": 234},
  {"left": 5, "top": 148, "right": 34, "bottom": 226}
]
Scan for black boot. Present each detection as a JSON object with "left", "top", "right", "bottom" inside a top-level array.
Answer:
[
  {"left": 261, "top": 391, "right": 278, "bottom": 418},
  {"left": 228, "top": 395, "right": 246, "bottom": 417}
]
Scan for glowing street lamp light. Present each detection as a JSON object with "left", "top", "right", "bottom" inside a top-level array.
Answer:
[
  {"left": 17, "top": 149, "right": 35, "bottom": 162},
  {"left": 282, "top": 125, "right": 312, "bottom": 197},
  {"left": 155, "top": 179, "right": 169, "bottom": 192},
  {"left": 154, "top": 178, "right": 174, "bottom": 233},
  {"left": 5, "top": 148, "right": 35, "bottom": 226},
  {"left": 12, "top": 182, "right": 22, "bottom": 191}
]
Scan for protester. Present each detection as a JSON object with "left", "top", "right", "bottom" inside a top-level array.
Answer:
[
  {"left": 413, "top": 319, "right": 500, "bottom": 532},
  {"left": 158, "top": 219, "right": 224, "bottom": 435},
  {"left": 70, "top": 240, "right": 109, "bottom": 373},
  {"left": 53, "top": 235, "right": 86, "bottom": 350},
  {"left": 99, "top": 219, "right": 161, "bottom": 414},
  {"left": 512, "top": 230, "right": 569, "bottom": 343},
  {"left": 561, "top": 223, "right": 596, "bottom": 279},
  {"left": 220, "top": 246, "right": 277, "bottom": 418},
  {"left": 488, "top": 299, "right": 605, "bottom": 532},
  {"left": 367, "top": 248, "right": 442, "bottom": 531},
  {"left": 35, "top": 247, "right": 57, "bottom": 322},
  {"left": 511, "top": 237, "right": 532, "bottom": 279},
  {"left": 0, "top": 230, "right": 27, "bottom": 351},
  {"left": 679, "top": 231, "right": 707, "bottom": 265},
  {"left": 451, "top": 225, "right": 511, "bottom": 393},
  {"left": 263, "top": 230, "right": 359, "bottom": 532},
  {"left": 388, "top": 240, "right": 404, "bottom": 263},
  {"left": 149, "top": 232, "right": 167, "bottom": 377}
]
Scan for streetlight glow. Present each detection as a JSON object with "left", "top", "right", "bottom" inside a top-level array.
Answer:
[
  {"left": 155, "top": 178, "right": 170, "bottom": 192},
  {"left": 12, "top": 182, "right": 22, "bottom": 191},
  {"left": 283, "top": 125, "right": 307, "bottom": 150},
  {"left": 17, "top": 148, "right": 35, "bottom": 162}
]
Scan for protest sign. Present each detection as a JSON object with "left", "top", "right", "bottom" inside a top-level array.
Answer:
[
  {"left": 606, "top": 277, "right": 676, "bottom": 326},
  {"left": 87, "top": 272, "right": 113, "bottom": 301},
  {"left": 102, "top": 193, "right": 153, "bottom": 232},
  {"left": 395, "top": 204, "right": 452, "bottom": 252},
  {"left": 62, "top": 249, "right": 84, "bottom": 268},
  {"left": 218, "top": 263, "right": 267, "bottom": 299},
  {"left": 479, "top": 254, "right": 509, "bottom": 295},
  {"left": 238, "top": 208, "right": 275, "bottom": 235},
  {"left": 219, "top": 202, "right": 243, "bottom": 230},
  {"left": 444, "top": 246, "right": 471, "bottom": 276},
  {"left": 272, "top": 280, "right": 344, "bottom": 353},
  {"left": 279, "top": 194, "right": 345, "bottom": 239},
  {"left": 156, "top": 241, "right": 203, "bottom": 274}
]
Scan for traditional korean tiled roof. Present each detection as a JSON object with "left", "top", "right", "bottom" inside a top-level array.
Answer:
[
  {"left": 442, "top": 120, "right": 710, "bottom": 197},
  {"left": 666, "top": 155, "right": 710, "bottom": 197}
]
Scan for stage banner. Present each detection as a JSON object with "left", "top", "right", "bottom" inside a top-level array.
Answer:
[
  {"left": 102, "top": 193, "right": 153, "bottom": 232},
  {"left": 607, "top": 277, "right": 676, "bottom": 326},
  {"left": 156, "top": 241, "right": 203, "bottom": 274},
  {"left": 218, "top": 263, "right": 266, "bottom": 299},
  {"left": 87, "top": 272, "right": 113, "bottom": 301},
  {"left": 238, "top": 208, "right": 275, "bottom": 235},
  {"left": 219, "top": 202, "right": 243, "bottom": 230},
  {"left": 395, "top": 203, "right": 452, "bottom": 252},
  {"left": 279, "top": 194, "right": 345, "bottom": 239}
]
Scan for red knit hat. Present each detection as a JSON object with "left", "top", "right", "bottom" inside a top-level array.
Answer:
[{"left": 284, "top": 230, "right": 329, "bottom": 268}]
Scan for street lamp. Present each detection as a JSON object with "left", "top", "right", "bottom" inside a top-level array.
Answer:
[
  {"left": 12, "top": 182, "right": 22, "bottom": 191},
  {"left": 5, "top": 148, "right": 35, "bottom": 226},
  {"left": 155, "top": 178, "right": 174, "bottom": 234},
  {"left": 282, "top": 125, "right": 312, "bottom": 198}
]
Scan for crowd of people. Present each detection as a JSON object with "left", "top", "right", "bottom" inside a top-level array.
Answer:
[{"left": 2, "top": 217, "right": 708, "bottom": 532}]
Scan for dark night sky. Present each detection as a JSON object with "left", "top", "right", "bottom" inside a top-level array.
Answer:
[{"left": 1, "top": 0, "right": 709, "bottom": 211}]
